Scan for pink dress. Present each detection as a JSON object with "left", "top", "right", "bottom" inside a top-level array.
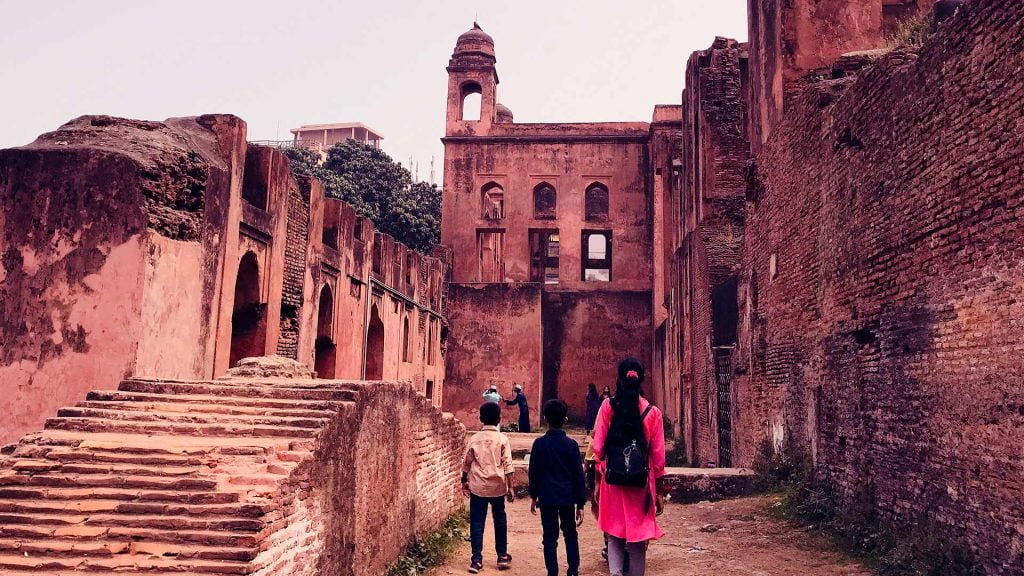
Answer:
[{"left": 592, "top": 396, "right": 666, "bottom": 543}]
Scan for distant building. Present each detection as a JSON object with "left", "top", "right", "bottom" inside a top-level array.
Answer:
[{"left": 290, "top": 122, "right": 383, "bottom": 154}]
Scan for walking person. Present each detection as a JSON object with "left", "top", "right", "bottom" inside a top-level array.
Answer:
[
  {"left": 529, "top": 399, "right": 587, "bottom": 576},
  {"left": 592, "top": 358, "right": 667, "bottom": 576},
  {"left": 504, "top": 383, "right": 531, "bottom": 433},
  {"left": 461, "top": 402, "right": 516, "bottom": 573},
  {"left": 584, "top": 383, "right": 601, "bottom": 434}
]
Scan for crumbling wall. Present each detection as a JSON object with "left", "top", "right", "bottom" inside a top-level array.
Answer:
[
  {"left": 678, "top": 39, "right": 750, "bottom": 466},
  {"left": 444, "top": 283, "right": 542, "bottom": 428},
  {"left": 740, "top": 1, "right": 1024, "bottom": 571},
  {"left": 0, "top": 115, "right": 244, "bottom": 444}
]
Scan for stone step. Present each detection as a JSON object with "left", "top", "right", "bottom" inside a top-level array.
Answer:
[
  {"left": 0, "top": 523, "right": 260, "bottom": 548},
  {"left": 55, "top": 406, "right": 330, "bottom": 429},
  {"left": 119, "top": 379, "right": 359, "bottom": 401},
  {"left": 76, "top": 399, "right": 337, "bottom": 419},
  {"left": 10, "top": 459, "right": 202, "bottom": 477},
  {"left": 0, "top": 537, "right": 257, "bottom": 561},
  {"left": 0, "top": 498, "right": 270, "bottom": 518},
  {"left": 0, "top": 487, "right": 239, "bottom": 505},
  {"left": 0, "top": 472, "right": 219, "bottom": 492},
  {"left": 34, "top": 447, "right": 206, "bottom": 466},
  {"left": 0, "top": 512, "right": 264, "bottom": 532},
  {"left": 88, "top": 389, "right": 351, "bottom": 411},
  {"left": 44, "top": 417, "right": 319, "bottom": 439},
  {"left": 0, "top": 552, "right": 250, "bottom": 574}
]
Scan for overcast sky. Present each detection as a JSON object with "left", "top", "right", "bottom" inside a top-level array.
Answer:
[{"left": 0, "top": 1, "right": 748, "bottom": 181}]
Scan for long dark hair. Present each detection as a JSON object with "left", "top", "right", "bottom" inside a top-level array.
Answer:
[{"left": 609, "top": 357, "right": 647, "bottom": 453}]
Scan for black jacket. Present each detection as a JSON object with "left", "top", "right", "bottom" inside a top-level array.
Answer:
[{"left": 528, "top": 429, "right": 587, "bottom": 508}]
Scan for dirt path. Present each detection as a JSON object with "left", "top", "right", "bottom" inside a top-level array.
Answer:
[{"left": 432, "top": 495, "right": 871, "bottom": 575}]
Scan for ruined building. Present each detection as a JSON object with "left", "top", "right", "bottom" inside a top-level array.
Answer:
[
  {"left": 440, "top": 24, "right": 683, "bottom": 427},
  {"left": 653, "top": 0, "right": 1023, "bottom": 573},
  {"left": 0, "top": 115, "right": 462, "bottom": 574}
]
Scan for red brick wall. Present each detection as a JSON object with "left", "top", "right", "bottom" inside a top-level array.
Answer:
[
  {"left": 739, "top": 1, "right": 1024, "bottom": 571},
  {"left": 252, "top": 382, "right": 466, "bottom": 576},
  {"left": 675, "top": 39, "right": 751, "bottom": 466}
]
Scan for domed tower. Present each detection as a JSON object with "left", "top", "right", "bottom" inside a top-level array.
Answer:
[
  {"left": 446, "top": 23, "right": 499, "bottom": 135},
  {"left": 495, "top": 102, "right": 514, "bottom": 123}
]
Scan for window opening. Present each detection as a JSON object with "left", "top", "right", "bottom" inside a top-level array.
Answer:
[
  {"left": 529, "top": 229, "right": 560, "bottom": 284},
  {"left": 533, "top": 183, "right": 557, "bottom": 219},
  {"left": 584, "top": 183, "right": 609, "bottom": 222},
  {"left": 582, "top": 230, "right": 612, "bottom": 282}
]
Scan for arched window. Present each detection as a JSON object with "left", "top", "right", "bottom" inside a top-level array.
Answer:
[
  {"left": 461, "top": 82, "right": 482, "bottom": 121},
  {"left": 230, "top": 251, "right": 266, "bottom": 367},
  {"left": 533, "top": 182, "right": 557, "bottom": 220},
  {"left": 314, "top": 284, "right": 336, "bottom": 379},
  {"left": 581, "top": 231, "right": 612, "bottom": 282},
  {"left": 365, "top": 304, "right": 385, "bottom": 380},
  {"left": 402, "top": 315, "right": 412, "bottom": 363},
  {"left": 585, "top": 182, "right": 609, "bottom": 222},
  {"left": 481, "top": 182, "right": 505, "bottom": 220}
]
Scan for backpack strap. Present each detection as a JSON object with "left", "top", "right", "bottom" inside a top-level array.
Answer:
[{"left": 640, "top": 404, "right": 654, "bottom": 421}]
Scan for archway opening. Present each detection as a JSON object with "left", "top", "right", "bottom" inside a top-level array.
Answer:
[
  {"left": 365, "top": 303, "right": 385, "bottom": 380},
  {"left": 314, "top": 284, "right": 336, "bottom": 379},
  {"left": 461, "top": 82, "right": 482, "bottom": 121},
  {"left": 229, "top": 251, "right": 266, "bottom": 367}
]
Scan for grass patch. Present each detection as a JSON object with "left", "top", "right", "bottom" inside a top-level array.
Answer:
[
  {"left": 885, "top": 10, "right": 935, "bottom": 49},
  {"left": 754, "top": 440, "right": 983, "bottom": 576},
  {"left": 385, "top": 510, "right": 468, "bottom": 576}
]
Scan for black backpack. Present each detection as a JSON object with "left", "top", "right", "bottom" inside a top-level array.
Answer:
[{"left": 604, "top": 405, "right": 654, "bottom": 487}]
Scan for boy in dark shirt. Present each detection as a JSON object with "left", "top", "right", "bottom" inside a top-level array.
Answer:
[{"left": 528, "top": 399, "right": 586, "bottom": 576}]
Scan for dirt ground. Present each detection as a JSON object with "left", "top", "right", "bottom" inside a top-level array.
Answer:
[{"left": 432, "top": 495, "right": 871, "bottom": 576}]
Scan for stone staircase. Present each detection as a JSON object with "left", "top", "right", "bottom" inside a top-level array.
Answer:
[{"left": 0, "top": 376, "right": 362, "bottom": 575}]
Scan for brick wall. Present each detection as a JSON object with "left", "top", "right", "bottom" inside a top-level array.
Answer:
[
  {"left": 251, "top": 382, "right": 466, "bottom": 576},
  {"left": 739, "top": 1, "right": 1024, "bottom": 571},
  {"left": 677, "top": 39, "right": 751, "bottom": 466},
  {"left": 276, "top": 176, "right": 311, "bottom": 359}
]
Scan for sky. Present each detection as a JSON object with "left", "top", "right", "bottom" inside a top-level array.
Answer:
[{"left": 0, "top": 1, "right": 748, "bottom": 182}]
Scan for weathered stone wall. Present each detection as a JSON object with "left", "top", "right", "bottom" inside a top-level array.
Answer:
[
  {"left": 0, "top": 115, "right": 448, "bottom": 444},
  {"left": 444, "top": 283, "right": 542, "bottom": 429},
  {"left": 739, "top": 1, "right": 1024, "bottom": 571},
  {"left": 543, "top": 291, "right": 653, "bottom": 423},
  {"left": 0, "top": 116, "right": 243, "bottom": 444},
  {"left": 673, "top": 39, "right": 750, "bottom": 466}
]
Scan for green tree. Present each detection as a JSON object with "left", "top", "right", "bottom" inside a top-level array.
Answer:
[{"left": 283, "top": 140, "right": 440, "bottom": 253}]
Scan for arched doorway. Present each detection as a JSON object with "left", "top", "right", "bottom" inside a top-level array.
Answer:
[
  {"left": 229, "top": 251, "right": 266, "bottom": 367},
  {"left": 314, "top": 284, "right": 336, "bottom": 379},
  {"left": 365, "top": 303, "right": 385, "bottom": 380}
]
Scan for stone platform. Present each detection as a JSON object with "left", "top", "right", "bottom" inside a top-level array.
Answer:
[{"left": 493, "top": 431, "right": 756, "bottom": 502}]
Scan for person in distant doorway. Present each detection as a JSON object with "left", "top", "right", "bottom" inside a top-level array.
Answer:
[
  {"left": 529, "top": 399, "right": 587, "bottom": 576},
  {"left": 462, "top": 402, "right": 516, "bottom": 573},
  {"left": 482, "top": 385, "right": 502, "bottom": 404},
  {"left": 601, "top": 385, "right": 612, "bottom": 401},
  {"left": 504, "top": 383, "right": 531, "bottom": 433},
  {"left": 585, "top": 383, "right": 601, "bottom": 434},
  {"left": 592, "top": 358, "right": 667, "bottom": 576}
]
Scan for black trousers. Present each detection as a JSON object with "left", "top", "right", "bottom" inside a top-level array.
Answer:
[{"left": 540, "top": 505, "right": 580, "bottom": 576}]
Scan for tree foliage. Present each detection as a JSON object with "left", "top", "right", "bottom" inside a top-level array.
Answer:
[{"left": 283, "top": 140, "right": 440, "bottom": 253}]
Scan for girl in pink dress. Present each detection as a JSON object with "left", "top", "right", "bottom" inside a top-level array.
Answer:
[{"left": 592, "top": 358, "right": 667, "bottom": 576}]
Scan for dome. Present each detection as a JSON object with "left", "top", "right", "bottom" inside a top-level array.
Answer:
[
  {"left": 455, "top": 22, "right": 495, "bottom": 56},
  {"left": 495, "top": 102, "right": 514, "bottom": 123}
]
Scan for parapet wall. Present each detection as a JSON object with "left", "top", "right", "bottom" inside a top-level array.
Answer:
[{"left": 739, "top": 0, "right": 1024, "bottom": 571}]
